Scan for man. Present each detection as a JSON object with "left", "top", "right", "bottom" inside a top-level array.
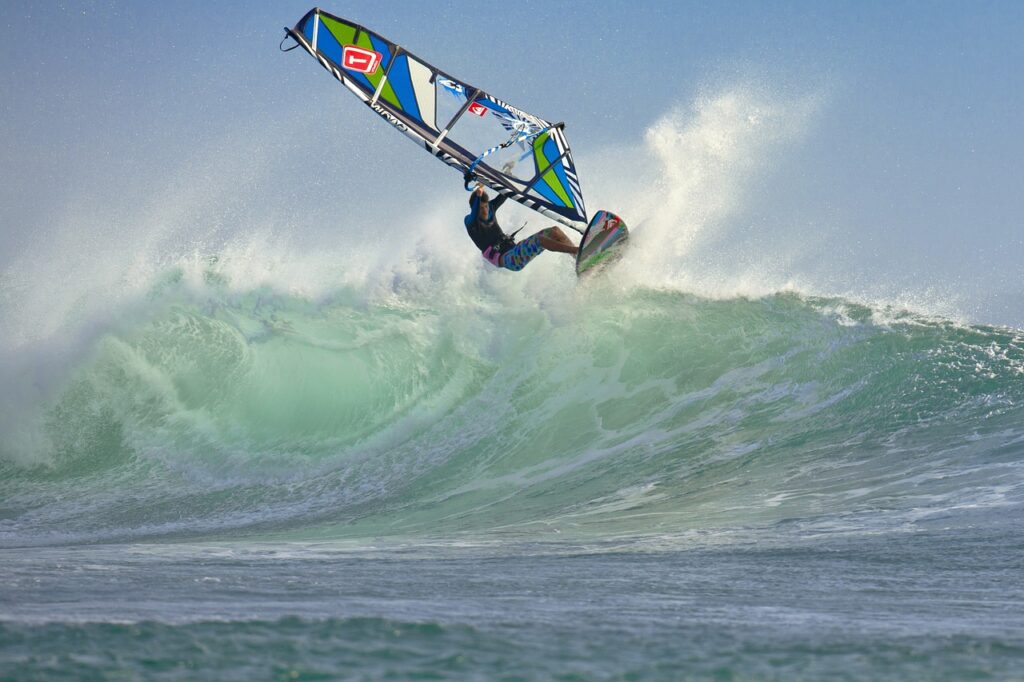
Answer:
[{"left": 464, "top": 184, "right": 578, "bottom": 271}]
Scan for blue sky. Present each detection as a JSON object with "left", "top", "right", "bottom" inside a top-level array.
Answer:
[{"left": 2, "top": 1, "right": 1022, "bottom": 321}]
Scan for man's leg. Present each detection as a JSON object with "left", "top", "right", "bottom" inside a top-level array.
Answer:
[
  {"left": 501, "top": 229, "right": 579, "bottom": 271},
  {"left": 538, "top": 227, "right": 578, "bottom": 255}
]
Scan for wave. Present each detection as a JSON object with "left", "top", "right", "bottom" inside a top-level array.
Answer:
[{"left": 2, "top": 267, "right": 1023, "bottom": 546}]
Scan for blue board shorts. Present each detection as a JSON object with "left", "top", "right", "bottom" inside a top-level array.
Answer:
[{"left": 500, "top": 233, "right": 546, "bottom": 271}]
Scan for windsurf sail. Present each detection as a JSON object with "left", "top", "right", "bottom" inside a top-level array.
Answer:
[{"left": 283, "top": 8, "right": 588, "bottom": 232}]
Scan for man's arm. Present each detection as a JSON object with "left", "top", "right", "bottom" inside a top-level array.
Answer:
[{"left": 489, "top": 193, "right": 508, "bottom": 213}]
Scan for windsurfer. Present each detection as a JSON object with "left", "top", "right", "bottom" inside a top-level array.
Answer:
[{"left": 464, "top": 184, "right": 577, "bottom": 271}]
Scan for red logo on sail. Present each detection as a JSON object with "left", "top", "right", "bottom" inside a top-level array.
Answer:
[
  {"left": 468, "top": 102, "right": 489, "bottom": 117},
  {"left": 342, "top": 46, "right": 382, "bottom": 74}
]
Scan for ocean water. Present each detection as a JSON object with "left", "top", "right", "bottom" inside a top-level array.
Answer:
[
  {"left": 2, "top": 273, "right": 1024, "bottom": 680},
  {"left": 3, "top": 93, "right": 1024, "bottom": 680}
]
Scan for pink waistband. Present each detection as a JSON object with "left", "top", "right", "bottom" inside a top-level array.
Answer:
[{"left": 481, "top": 246, "right": 503, "bottom": 267}]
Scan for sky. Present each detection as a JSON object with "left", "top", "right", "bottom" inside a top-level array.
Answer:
[{"left": 1, "top": 0, "right": 1022, "bottom": 323}]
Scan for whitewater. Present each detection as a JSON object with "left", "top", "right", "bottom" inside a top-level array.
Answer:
[{"left": 2, "top": 91, "right": 1023, "bottom": 679}]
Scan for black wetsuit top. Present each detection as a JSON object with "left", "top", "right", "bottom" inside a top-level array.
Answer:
[{"left": 465, "top": 193, "right": 513, "bottom": 254}]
